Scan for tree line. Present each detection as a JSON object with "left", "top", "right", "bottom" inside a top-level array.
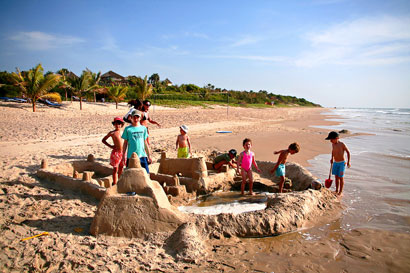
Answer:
[{"left": 0, "top": 64, "right": 320, "bottom": 112}]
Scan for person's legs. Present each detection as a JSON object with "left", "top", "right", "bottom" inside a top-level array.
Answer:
[
  {"left": 214, "top": 160, "right": 228, "bottom": 172},
  {"left": 241, "top": 168, "right": 247, "bottom": 195},
  {"left": 248, "top": 170, "right": 254, "bottom": 195},
  {"left": 112, "top": 167, "right": 118, "bottom": 185},
  {"left": 335, "top": 176, "right": 340, "bottom": 193},
  {"left": 139, "top": 157, "right": 150, "bottom": 174},
  {"left": 279, "top": 176, "right": 285, "bottom": 193},
  {"left": 338, "top": 177, "right": 344, "bottom": 195}
]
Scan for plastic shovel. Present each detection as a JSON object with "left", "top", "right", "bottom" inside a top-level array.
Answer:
[{"left": 325, "top": 163, "right": 333, "bottom": 188}]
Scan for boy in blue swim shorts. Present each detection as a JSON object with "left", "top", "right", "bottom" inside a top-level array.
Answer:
[
  {"left": 270, "top": 143, "right": 300, "bottom": 193},
  {"left": 326, "top": 131, "right": 351, "bottom": 196}
]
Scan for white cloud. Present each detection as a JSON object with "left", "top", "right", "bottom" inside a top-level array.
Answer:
[
  {"left": 207, "top": 54, "right": 288, "bottom": 63},
  {"left": 9, "top": 31, "right": 84, "bottom": 50},
  {"left": 230, "top": 35, "right": 263, "bottom": 47},
  {"left": 296, "top": 16, "right": 410, "bottom": 67}
]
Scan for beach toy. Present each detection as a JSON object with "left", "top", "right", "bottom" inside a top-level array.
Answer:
[
  {"left": 325, "top": 163, "right": 333, "bottom": 188},
  {"left": 21, "top": 232, "right": 49, "bottom": 241},
  {"left": 216, "top": 131, "right": 232, "bottom": 133}
]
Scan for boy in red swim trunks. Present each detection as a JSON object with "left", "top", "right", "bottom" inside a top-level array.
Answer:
[{"left": 102, "top": 117, "right": 125, "bottom": 185}]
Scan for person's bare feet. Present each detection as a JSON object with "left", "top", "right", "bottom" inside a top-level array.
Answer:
[{"left": 248, "top": 192, "right": 255, "bottom": 196}]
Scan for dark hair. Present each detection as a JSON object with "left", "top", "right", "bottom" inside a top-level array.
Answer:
[
  {"left": 228, "top": 149, "right": 237, "bottom": 157},
  {"left": 243, "top": 138, "right": 252, "bottom": 146},
  {"left": 112, "top": 121, "right": 124, "bottom": 127},
  {"left": 128, "top": 99, "right": 142, "bottom": 109},
  {"left": 288, "top": 142, "right": 300, "bottom": 153},
  {"left": 143, "top": 100, "right": 151, "bottom": 106}
]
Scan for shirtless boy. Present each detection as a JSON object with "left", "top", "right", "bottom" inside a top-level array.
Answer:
[
  {"left": 176, "top": 125, "right": 192, "bottom": 158},
  {"left": 326, "top": 131, "right": 351, "bottom": 196},
  {"left": 102, "top": 117, "right": 125, "bottom": 185},
  {"left": 270, "top": 142, "right": 300, "bottom": 193}
]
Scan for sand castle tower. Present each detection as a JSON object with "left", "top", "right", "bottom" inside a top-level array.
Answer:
[{"left": 90, "top": 153, "right": 187, "bottom": 238}]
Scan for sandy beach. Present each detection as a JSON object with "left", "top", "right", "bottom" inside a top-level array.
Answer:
[{"left": 0, "top": 101, "right": 409, "bottom": 272}]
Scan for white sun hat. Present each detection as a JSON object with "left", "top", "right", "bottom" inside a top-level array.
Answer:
[{"left": 180, "top": 124, "right": 189, "bottom": 133}]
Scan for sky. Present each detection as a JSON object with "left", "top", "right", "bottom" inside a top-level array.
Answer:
[{"left": 0, "top": 0, "right": 409, "bottom": 108}]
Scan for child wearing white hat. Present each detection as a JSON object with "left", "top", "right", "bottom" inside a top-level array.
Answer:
[{"left": 176, "top": 125, "right": 192, "bottom": 158}]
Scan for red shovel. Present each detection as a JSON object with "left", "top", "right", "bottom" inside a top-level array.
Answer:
[{"left": 325, "top": 163, "right": 333, "bottom": 188}]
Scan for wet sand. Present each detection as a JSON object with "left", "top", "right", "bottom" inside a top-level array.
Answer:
[{"left": 0, "top": 101, "right": 409, "bottom": 272}]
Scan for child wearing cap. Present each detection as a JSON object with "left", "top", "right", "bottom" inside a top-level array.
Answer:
[
  {"left": 102, "top": 117, "right": 125, "bottom": 185},
  {"left": 122, "top": 110, "right": 152, "bottom": 174},
  {"left": 176, "top": 125, "right": 192, "bottom": 158},
  {"left": 326, "top": 131, "right": 351, "bottom": 196},
  {"left": 213, "top": 149, "right": 238, "bottom": 172}
]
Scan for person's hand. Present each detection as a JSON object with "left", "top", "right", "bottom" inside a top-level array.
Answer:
[
  {"left": 330, "top": 159, "right": 333, "bottom": 164},
  {"left": 347, "top": 162, "right": 351, "bottom": 168},
  {"left": 270, "top": 169, "right": 275, "bottom": 174},
  {"left": 257, "top": 168, "right": 262, "bottom": 173},
  {"left": 148, "top": 157, "right": 152, "bottom": 164}
]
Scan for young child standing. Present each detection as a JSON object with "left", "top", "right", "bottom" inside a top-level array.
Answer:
[
  {"left": 176, "top": 125, "right": 192, "bottom": 158},
  {"left": 102, "top": 117, "right": 125, "bottom": 185},
  {"left": 122, "top": 110, "right": 152, "bottom": 174},
  {"left": 270, "top": 142, "right": 300, "bottom": 193},
  {"left": 326, "top": 131, "right": 351, "bottom": 196},
  {"left": 237, "top": 138, "right": 261, "bottom": 195}
]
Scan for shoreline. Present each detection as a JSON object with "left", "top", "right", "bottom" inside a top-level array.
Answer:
[{"left": 5, "top": 102, "right": 406, "bottom": 272}]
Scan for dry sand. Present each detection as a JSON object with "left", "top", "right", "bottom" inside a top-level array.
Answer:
[{"left": 0, "top": 101, "right": 409, "bottom": 272}]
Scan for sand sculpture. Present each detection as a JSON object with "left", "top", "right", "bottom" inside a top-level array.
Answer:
[{"left": 36, "top": 151, "right": 338, "bottom": 261}]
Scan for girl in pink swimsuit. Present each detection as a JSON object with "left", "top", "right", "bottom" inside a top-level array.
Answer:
[{"left": 237, "top": 138, "right": 261, "bottom": 195}]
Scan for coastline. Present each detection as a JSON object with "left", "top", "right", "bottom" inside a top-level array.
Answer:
[{"left": 3, "top": 102, "right": 407, "bottom": 272}]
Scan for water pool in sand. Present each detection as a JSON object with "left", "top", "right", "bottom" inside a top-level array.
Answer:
[{"left": 178, "top": 191, "right": 268, "bottom": 215}]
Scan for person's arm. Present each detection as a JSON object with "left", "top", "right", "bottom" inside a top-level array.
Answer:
[
  {"left": 144, "top": 139, "right": 152, "bottom": 163},
  {"left": 344, "top": 144, "right": 351, "bottom": 167},
  {"left": 176, "top": 136, "right": 179, "bottom": 150},
  {"left": 187, "top": 136, "right": 192, "bottom": 156},
  {"left": 148, "top": 117, "right": 161, "bottom": 127},
  {"left": 102, "top": 131, "right": 114, "bottom": 149},
  {"left": 270, "top": 153, "right": 285, "bottom": 173},
  {"left": 122, "top": 140, "right": 128, "bottom": 158},
  {"left": 252, "top": 154, "right": 261, "bottom": 172},
  {"left": 236, "top": 153, "right": 243, "bottom": 173}
]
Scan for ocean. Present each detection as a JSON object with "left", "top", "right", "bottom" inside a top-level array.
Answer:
[
  {"left": 308, "top": 108, "right": 410, "bottom": 233},
  {"left": 180, "top": 108, "right": 410, "bottom": 235}
]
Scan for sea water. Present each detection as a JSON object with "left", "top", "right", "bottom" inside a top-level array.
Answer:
[
  {"left": 179, "top": 108, "right": 410, "bottom": 235},
  {"left": 308, "top": 108, "right": 410, "bottom": 233}
]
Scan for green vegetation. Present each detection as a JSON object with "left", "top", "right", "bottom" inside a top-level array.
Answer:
[
  {"left": 10, "top": 64, "right": 61, "bottom": 112},
  {"left": 0, "top": 65, "right": 321, "bottom": 110}
]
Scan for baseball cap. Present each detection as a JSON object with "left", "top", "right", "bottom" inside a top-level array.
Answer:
[
  {"left": 113, "top": 116, "right": 124, "bottom": 123},
  {"left": 228, "top": 149, "right": 237, "bottom": 157},
  {"left": 180, "top": 124, "right": 189, "bottom": 133},
  {"left": 325, "top": 131, "right": 339, "bottom": 140},
  {"left": 131, "top": 110, "right": 142, "bottom": 117}
]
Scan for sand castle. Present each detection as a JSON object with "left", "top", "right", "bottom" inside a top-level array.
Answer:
[{"left": 35, "top": 151, "right": 339, "bottom": 261}]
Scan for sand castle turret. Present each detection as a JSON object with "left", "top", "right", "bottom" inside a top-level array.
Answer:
[{"left": 90, "top": 152, "right": 186, "bottom": 238}]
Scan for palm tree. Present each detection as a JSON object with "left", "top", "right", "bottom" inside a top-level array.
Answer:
[
  {"left": 133, "top": 75, "right": 153, "bottom": 100},
  {"left": 11, "top": 64, "right": 61, "bottom": 112},
  {"left": 66, "top": 70, "right": 97, "bottom": 110},
  {"left": 107, "top": 84, "right": 128, "bottom": 109},
  {"left": 56, "top": 68, "right": 71, "bottom": 101},
  {"left": 87, "top": 69, "right": 101, "bottom": 102}
]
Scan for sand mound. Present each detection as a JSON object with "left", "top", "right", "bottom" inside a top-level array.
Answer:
[{"left": 194, "top": 189, "right": 339, "bottom": 238}]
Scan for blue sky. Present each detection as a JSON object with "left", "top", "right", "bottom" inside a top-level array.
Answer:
[{"left": 1, "top": 0, "right": 409, "bottom": 107}]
